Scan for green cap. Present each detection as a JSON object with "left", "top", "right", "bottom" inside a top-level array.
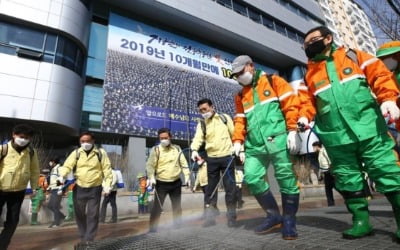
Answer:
[{"left": 376, "top": 41, "right": 400, "bottom": 57}]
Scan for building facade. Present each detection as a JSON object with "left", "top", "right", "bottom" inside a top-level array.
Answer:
[
  {"left": 0, "top": 0, "right": 324, "bottom": 184},
  {"left": 317, "top": 0, "right": 377, "bottom": 54}
]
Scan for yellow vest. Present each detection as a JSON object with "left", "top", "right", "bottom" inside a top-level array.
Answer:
[
  {"left": 146, "top": 144, "right": 189, "bottom": 182},
  {"left": 0, "top": 142, "right": 39, "bottom": 191},
  {"left": 60, "top": 147, "right": 113, "bottom": 188}
]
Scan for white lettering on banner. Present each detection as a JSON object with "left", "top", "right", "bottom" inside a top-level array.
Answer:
[
  {"left": 118, "top": 38, "right": 222, "bottom": 77},
  {"left": 108, "top": 13, "right": 276, "bottom": 81},
  {"left": 108, "top": 24, "right": 235, "bottom": 80}
]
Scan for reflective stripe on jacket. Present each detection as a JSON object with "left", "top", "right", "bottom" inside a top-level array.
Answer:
[
  {"left": 233, "top": 70, "right": 300, "bottom": 154},
  {"left": 304, "top": 46, "right": 399, "bottom": 146}
]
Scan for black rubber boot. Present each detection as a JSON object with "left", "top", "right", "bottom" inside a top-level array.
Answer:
[
  {"left": 254, "top": 189, "right": 282, "bottom": 234},
  {"left": 281, "top": 193, "right": 299, "bottom": 240}
]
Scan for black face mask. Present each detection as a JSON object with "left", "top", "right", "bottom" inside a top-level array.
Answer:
[{"left": 305, "top": 39, "right": 327, "bottom": 59}]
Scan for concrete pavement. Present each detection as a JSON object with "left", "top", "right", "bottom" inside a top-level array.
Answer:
[{"left": 6, "top": 193, "right": 400, "bottom": 250}]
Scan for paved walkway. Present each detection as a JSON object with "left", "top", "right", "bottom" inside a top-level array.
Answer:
[{"left": 8, "top": 195, "right": 399, "bottom": 250}]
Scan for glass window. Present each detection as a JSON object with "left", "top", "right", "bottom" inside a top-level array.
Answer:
[
  {"left": 87, "top": 57, "right": 105, "bottom": 79},
  {"left": 82, "top": 85, "right": 104, "bottom": 113},
  {"left": 287, "top": 3, "right": 298, "bottom": 14},
  {"left": 0, "top": 21, "right": 11, "bottom": 42},
  {"left": 44, "top": 34, "right": 57, "bottom": 54},
  {"left": 287, "top": 29, "right": 298, "bottom": 41},
  {"left": 55, "top": 37, "right": 76, "bottom": 70},
  {"left": 42, "top": 53, "right": 54, "bottom": 63},
  {"left": 0, "top": 20, "right": 85, "bottom": 76},
  {"left": 216, "top": 0, "right": 232, "bottom": 8},
  {"left": 75, "top": 48, "right": 84, "bottom": 76},
  {"left": 81, "top": 84, "right": 104, "bottom": 130},
  {"left": 248, "top": 8, "right": 261, "bottom": 24},
  {"left": 298, "top": 35, "right": 305, "bottom": 44},
  {"left": 88, "top": 23, "right": 107, "bottom": 60},
  {"left": 232, "top": 1, "right": 247, "bottom": 16},
  {"left": 299, "top": 10, "right": 309, "bottom": 20},
  {"left": 262, "top": 16, "right": 274, "bottom": 29},
  {"left": 0, "top": 44, "right": 16, "bottom": 55},
  {"left": 275, "top": 22, "right": 287, "bottom": 36},
  {"left": 55, "top": 35, "right": 84, "bottom": 76},
  {"left": 9, "top": 26, "right": 45, "bottom": 51}
]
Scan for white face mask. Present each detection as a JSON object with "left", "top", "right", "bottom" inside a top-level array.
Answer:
[
  {"left": 14, "top": 137, "right": 30, "bottom": 147},
  {"left": 382, "top": 57, "right": 398, "bottom": 71},
  {"left": 160, "top": 139, "right": 170, "bottom": 147},
  {"left": 81, "top": 142, "right": 93, "bottom": 151},
  {"left": 201, "top": 111, "right": 213, "bottom": 119},
  {"left": 237, "top": 71, "right": 253, "bottom": 86}
]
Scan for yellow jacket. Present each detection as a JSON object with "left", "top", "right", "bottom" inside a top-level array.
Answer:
[
  {"left": 190, "top": 113, "right": 234, "bottom": 157},
  {"left": 194, "top": 163, "right": 208, "bottom": 189},
  {"left": 146, "top": 144, "right": 189, "bottom": 182},
  {"left": 59, "top": 147, "right": 113, "bottom": 188},
  {"left": 0, "top": 142, "right": 39, "bottom": 192}
]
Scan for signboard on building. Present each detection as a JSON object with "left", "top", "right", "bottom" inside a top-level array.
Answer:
[{"left": 103, "top": 13, "right": 274, "bottom": 140}]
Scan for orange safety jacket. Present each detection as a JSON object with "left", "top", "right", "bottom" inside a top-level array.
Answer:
[
  {"left": 38, "top": 175, "right": 48, "bottom": 191},
  {"left": 303, "top": 45, "right": 399, "bottom": 146},
  {"left": 233, "top": 70, "right": 300, "bottom": 154}
]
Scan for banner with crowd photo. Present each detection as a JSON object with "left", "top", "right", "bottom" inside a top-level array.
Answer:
[{"left": 102, "top": 13, "right": 275, "bottom": 140}]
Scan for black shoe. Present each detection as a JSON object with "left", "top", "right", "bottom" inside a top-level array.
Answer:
[{"left": 107, "top": 219, "right": 117, "bottom": 224}]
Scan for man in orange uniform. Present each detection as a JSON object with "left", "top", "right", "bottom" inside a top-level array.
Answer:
[
  {"left": 30, "top": 169, "right": 49, "bottom": 225},
  {"left": 302, "top": 26, "right": 400, "bottom": 242},
  {"left": 230, "top": 55, "right": 303, "bottom": 239}
]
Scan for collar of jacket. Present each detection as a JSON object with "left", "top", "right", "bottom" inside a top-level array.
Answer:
[
  {"left": 79, "top": 146, "right": 99, "bottom": 154},
  {"left": 10, "top": 140, "right": 29, "bottom": 153},
  {"left": 252, "top": 69, "right": 264, "bottom": 86},
  {"left": 311, "top": 43, "right": 338, "bottom": 62}
]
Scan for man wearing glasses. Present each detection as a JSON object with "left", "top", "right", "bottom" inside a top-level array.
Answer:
[{"left": 301, "top": 26, "right": 400, "bottom": 243}]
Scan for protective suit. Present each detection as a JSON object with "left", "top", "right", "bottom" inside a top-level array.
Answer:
[
  {"left": 232, "top": 56, "right": 301, "bottom": 240},
  {"left": 376, "top": 41, "right": 400, "bottom": 132},
  {"left": 233, "top": 69, "right": 300, "bottom": 195},
  {"left": 376, "top": 41, "right": 400, "bottom": 243},
  {"left": 137, "top": 173, "right": 149, "bottom": 214},
  {"left": 304, "top": 44, "right": 400, "bottom": 241},
  {"left": 30, "top": 173, "right": 48, "bottom": 225}
]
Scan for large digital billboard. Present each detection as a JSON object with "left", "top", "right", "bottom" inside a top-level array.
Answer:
[{"left": 102, "top": 13, "right": 275, "bottom": 140}]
